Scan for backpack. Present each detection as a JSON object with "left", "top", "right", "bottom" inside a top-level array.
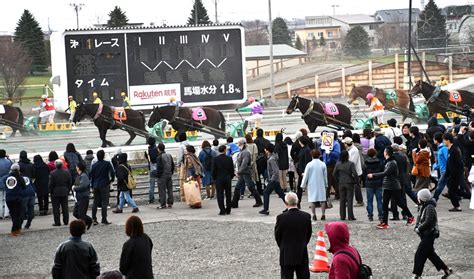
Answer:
[
  {"left": 203, "top": 149, "right": 213, "bottom": 172},
  {"left": 335, "top": 250, "right": 372, "bottom": 279},
  {"left": 121, "top": 165, "right": 136, "bottom": 190}
]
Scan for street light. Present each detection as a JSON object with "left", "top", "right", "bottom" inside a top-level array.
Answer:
[
  {"left": 70, "top": 3, "right": 84, "bottom": 29},
  {"left": 331, "top": 5, "right": 339, "bottom": 16}
]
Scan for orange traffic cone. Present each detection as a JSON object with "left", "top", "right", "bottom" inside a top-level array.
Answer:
[{"left": 309, "top": 230, "right": 330, "bottom": 273}]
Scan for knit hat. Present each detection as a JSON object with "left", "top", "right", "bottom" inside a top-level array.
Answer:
[
  {"left": 10, "top": 163, "right": 20, "bottom": 171},
  {"left": 237, "top": 138, "right": 246, "bottom": 146},
  {"left": 417, "top": 188, "right": 432, "bottom": 202}
]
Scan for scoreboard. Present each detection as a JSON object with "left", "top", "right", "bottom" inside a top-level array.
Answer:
[{"left": 50, "top": 25, "right": 246, "bottom": 110}]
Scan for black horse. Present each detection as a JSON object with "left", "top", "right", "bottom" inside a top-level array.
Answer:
[
  {"left": 0, "top": 105, "right": 25, "bottom": 137},
  {"left": 286, "top": 95, "right": 352, "bottom": 132},
  {"left": 410, "top": 80, "right": 474, "bottom": 123},
  {"left": 73, "top": 103, "right": 147, "bottom": 147},
  {"left": 148, "top": 105, "right": 226, "bottom": 140}
]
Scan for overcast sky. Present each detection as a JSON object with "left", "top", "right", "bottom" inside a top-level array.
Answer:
[{"left": 0, "top": 0, "right": 469, "bottom": 32}]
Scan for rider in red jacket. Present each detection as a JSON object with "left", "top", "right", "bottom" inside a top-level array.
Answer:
[{"left": 325, "top": 222, "right": 360, "bottom": 279}]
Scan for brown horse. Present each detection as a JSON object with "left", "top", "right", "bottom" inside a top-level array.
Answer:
[
  {"left": 148, "top": 105, "right": 226, "bottom": 140},
  {"left": 348, "top": 85, "right": 414, "bottom": 122},
  {"left": 73, "top": 103, "right": 147, "bottom": 147},
  {"left": 0, "top": 105, "right": 25, "bottom": 137},
  {"left": 409, "top": 80, "right": 474, "bottom": 123},
  {"left": 286, "top": 95, "right": 352, "bottom": 132}
]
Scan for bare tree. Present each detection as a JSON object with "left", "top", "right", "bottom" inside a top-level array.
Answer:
[
  {"left": 375, "top": 16, "right": 411, "bottom": 53},
  {"left": 0, "top": 39, "right": 31, "bottom": 99},
  {"left": 242, "top": 20, "right": 269, "bottom": 45}
]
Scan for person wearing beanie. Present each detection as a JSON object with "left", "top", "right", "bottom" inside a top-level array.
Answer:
[
  {"left": 413, "top": 189, "right": 453, "bottom": 278},
  {"left": 3, "top": 163, "right": 26, "bottom": 236}
]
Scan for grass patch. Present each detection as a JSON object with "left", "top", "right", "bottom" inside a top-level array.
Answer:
[{"left": 23, "top": 75, "right": 51, "bottom": 86}]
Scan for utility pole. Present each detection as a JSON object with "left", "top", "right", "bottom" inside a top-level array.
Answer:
[
  {"left": 194, "top": 0, "right": 198, "bottom": 25},
  {"left": 408, "top": 0, "right": 412, "bottom": 89},
  {"left": 331, "top": 4, "right": 339, "bottom": 16},
  {"left": 213, "top": 0, "right": 219, "bottom": 23},
  {"left": 70, "top": 3, "right": 84, "bottom": 29},
  {"left": 268, "top": 0, "right": 275, "bottom": 103}
]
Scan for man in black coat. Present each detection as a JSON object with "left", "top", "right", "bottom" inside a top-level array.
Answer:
[
  {"left": 49, "top": 160, "right": 72, "bottom": 226},
  {"left": 443, "top": 133, "right": 467, "bottom": 211},
  {"left": 212, "top": 145, "right": 235, "bottom": 215},
  {"left": 275, "top": 192, "right": 312, "bottom": 279},
  {"left": 52, "top": 220, "right": 100, "bottom": 278},
  {"left": 254, "top": 128, "right": 271, "bottom": 194}
]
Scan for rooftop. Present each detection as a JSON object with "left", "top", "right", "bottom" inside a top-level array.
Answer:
[
  {"left": 374, "top": 8, "right": 421, "bottom": 23},
  {"left": 331, "top": 14, "right": 380, "bottom": 25},
  {"left": 245, "top": 44, "right": 306, "bottom": 61}
]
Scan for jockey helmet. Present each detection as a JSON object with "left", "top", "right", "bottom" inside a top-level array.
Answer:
[
  {"left": 120, "top": 92, "right": 126, "bottom": 97},
  {"left": 366, "top": 93, "right": 374, "bottom": 100},
  {"left": 247, "top": 97, "right": 256, "bottom": 103},
  {"left": 6, "top": 100, "right": 13, "bottom": 105},
  {"left": 92, "top": 92, "right": 98, "bottom": 97},
  {"left": 169, "top": 96, "right": 176, "bottom": 102},
  {"left": 41, "top": 94, "right": 48, "bottom": 99},
  {"left": 68, "top": 96, "right": 73, "bottom": 99}
]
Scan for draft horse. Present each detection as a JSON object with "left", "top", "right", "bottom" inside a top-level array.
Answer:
[
  {"left": 148, "top": 105, "right": 226, "bottom": 140},
  {"left": 409, "top": 80, "right": 474, "bottom": 123},
  {"left": 286, "top": 95, "right": 352, "bottom": 132},
  {"left": 0, "top": 105, "right": 25, "bottom": 137},
  {"left": 348, "top": 85, "right": 414, "bottom": 122},
  {"left": 73, "top": 103, "right": 147, "bottom": 147}
]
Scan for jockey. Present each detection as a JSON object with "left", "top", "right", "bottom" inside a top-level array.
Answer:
[
  {"left": 92, "top": 92, "right": 103, "bottom": 104},
  {"left": 365, "top": 93, "right": 384, "bottom": 126},
  {"left": 168, "top": 96, "right": 183, "bottom": 107},
  {"left": 32, "top": 95, "right": 56, "bottom": 124},
  {"left": 238, "top": 97, "right": 264, "bottom": 128},
  {"left": 65, "top": 96, "right": 77, "bottom": 122},
  {"left": 121, "top": 92, "right": 131, "bottom": 109},
  {"left": 438, "top": 75, "right": 449, "bottom": 86}
]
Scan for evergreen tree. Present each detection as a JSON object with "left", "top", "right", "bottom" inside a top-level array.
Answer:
[
  {"left": 319, "top": 35, "right": 326, "bottom": 47},
  {"left": 417, "top": 0, "right": 446, "bottom": 48},
  {"left": 14, "top": 9, "right": 46, "bottom": 70},
  {"left": 342, "top": 25, "right": 370, "bottom": 57},
  {"left": 187, "top": 0, "right": 211, "bottom": 25},
  {"left": 272, "top": 17, "right": 292, "bottom": 45},
  {"left": 107, "top": 6, "right": 129, "bottom": 27},
  {"left": 294, "top": 35, "right": 303, "bottom": 50}
]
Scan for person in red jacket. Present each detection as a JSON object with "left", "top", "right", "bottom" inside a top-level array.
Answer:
[{"left": 325, "top": 222, "right": 361, "bottom": 279}]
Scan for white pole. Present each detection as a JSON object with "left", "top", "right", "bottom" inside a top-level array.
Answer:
[{"left": 268, "top": 0, "right": 275, "bottom": 103}]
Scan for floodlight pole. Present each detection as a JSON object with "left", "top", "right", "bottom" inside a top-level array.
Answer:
[
  {"left": 195, "top": 0, "right": 198, "bottom": 25},
  {"left": 70, "top": 3, "right": 84, "bottom": 29},
  {"left": 269, "top": 0, "right": 275, "bottom": 103}
]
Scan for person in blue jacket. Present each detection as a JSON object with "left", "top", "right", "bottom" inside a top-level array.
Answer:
[{"left": 320, "top": 131, "right": 341, "bottom": 200}]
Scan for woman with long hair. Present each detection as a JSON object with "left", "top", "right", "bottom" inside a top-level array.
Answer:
[{"left": 33, "top": 155, "right": 50, "bottom": 216}]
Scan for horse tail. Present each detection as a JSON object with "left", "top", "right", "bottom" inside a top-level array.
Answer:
[
  {"left": 409, "top": 96, "right": 415, "bottom": 112},
  {"left": 138, "top": 111, "right": 146, "bottom": 130},
  {"left": 16, "top": 107, "right": 24, "bottom": 125},
  {"left": 218, "top": 110, "right": 226, "bottom": 132}
]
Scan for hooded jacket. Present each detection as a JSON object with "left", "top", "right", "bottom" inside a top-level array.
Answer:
[
  {"left": 325, "top": 222, "right": 359, "bottom": 279},
  {"left": 412, "top": 148, "right": 431, "bottom": 177},
  {"left": 116, "top": 154, "right": 131, "bottom": 192}
]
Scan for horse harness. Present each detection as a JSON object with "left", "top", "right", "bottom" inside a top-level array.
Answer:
[{"left": 298, "top": 98, "right": 333, "bottom": 123}]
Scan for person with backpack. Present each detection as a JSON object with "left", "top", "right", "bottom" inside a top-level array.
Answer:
[
  {"left": 112, "top": 153, "right": 139, "bottom": 214},
  {"left": 326, "top": 221, "right": 372, "bottom": 279},
  {"left": 199, "top": 141, "right": 217, "bottom": 200}
]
